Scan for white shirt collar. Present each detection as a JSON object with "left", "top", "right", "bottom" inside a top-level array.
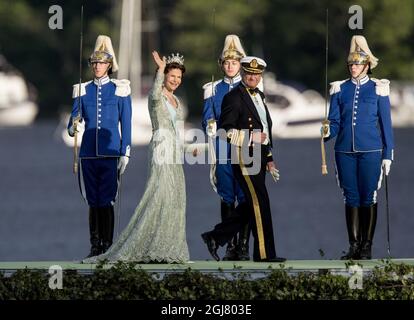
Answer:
[
  {"left": 351, "top": 75, "right": 369, "bottom": 86},
  {"left": 94, "top": 76, "right": 110, "bottom": 86},
  {"left": 223, "top": 73, "right": 242, "bottom": 85}
]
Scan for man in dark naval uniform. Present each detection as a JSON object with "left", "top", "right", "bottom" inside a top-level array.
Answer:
[
  {"left": 202, "top": 56, "right": 286, "bottom": 263},
  {"left": 68, "top": 35, "right": 132, "bottom": 258},
  {"left": 202, "top": 34, "right": 250, "bottom": 261}
]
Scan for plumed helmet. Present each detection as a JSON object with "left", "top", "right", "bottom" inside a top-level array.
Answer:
[
  {"left": 89, "top": 35, "right": 119, "bottom": 72},
  {"left": 219, "top": 35, "right": 246, "bottom": 64},
  {"left": 347, "top": 35, "right": 378, "bottom": 69}
]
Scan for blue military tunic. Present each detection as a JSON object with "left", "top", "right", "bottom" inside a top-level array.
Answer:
[
  {"left": 68, "top": 76, "right": 132, "bottom": 207},
  {"left": 202, "top": 74, "right": 245, "bottom": 205},
  {"left": 68, "top": 76, "right": 132, "bottom": 158},
  {"left": 325, "top": 75, "right": 394, "bottom": 207}
]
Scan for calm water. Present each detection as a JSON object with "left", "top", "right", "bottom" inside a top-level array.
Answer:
[{"left": 0, "top": 121, "right": 413, "bottom": 261}]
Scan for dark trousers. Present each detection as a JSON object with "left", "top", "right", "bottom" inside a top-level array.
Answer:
[
  {"left": 335, "top": 151, "right": 382, "bottom": 207},
  {"left": 210, "top": 147, "right": 277, "bottom": 261},
  {"left": 79, "top": 158, "right": 119, "bottom": 207}
]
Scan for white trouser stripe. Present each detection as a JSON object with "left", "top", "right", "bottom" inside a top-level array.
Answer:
[{"left": 79, "top": 160, "right": 88, "bottom": 205}]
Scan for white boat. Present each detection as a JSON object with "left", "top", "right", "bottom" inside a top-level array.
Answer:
[
  {"left": 264, "top": 74, "right": 414, "bottom": 139},
  {"left": 389, "top": 81, "right": 414, "bottom": 127},
  {"left": 263, "top": 73, "right": 326, "bottom": 139},
  {"left": 0, "top": 56, "right": 38, "bottom": 126}
]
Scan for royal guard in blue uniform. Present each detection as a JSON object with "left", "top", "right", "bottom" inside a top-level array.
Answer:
[
  {"left": 202, "top": 56, "right": 286, "bottom": 263},
  {"left": 322, "top": 35, "right": 394, "bottom": 260},
  {"left": 202, "top": 35, "right": 251, "bottom": 261},
  {"left": 68, "top": 35, "right": 132, "bottom": 258}
]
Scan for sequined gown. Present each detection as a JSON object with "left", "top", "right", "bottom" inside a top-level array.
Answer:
[{"left": 83, "top": 70, "right": 189, "bottom": 263}]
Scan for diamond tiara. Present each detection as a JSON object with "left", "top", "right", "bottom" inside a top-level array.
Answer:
[{"left": 166, "top": 53, "right": 184, "bottom": 65}]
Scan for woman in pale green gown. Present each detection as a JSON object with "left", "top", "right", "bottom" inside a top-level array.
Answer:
[{"left": 84, "top": 51, "right": 196, "bottom": 263}]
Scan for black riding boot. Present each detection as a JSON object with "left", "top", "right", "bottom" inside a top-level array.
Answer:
[
  {"left": 221, "top": 201, "right": 239, "bottom": 261},
  {"left": 86, "top": 207, "right": 102, "bottom": 258},
  {"left": 237, "top": 222, "right": 251, "bottom": 261},
  {"left": 341, "top": 205, "right": 361, "bottom": 260},
  {"left": 99, "top": 205, "right": 114, "bottom": 254},
  {"left": 359, "top": 203, "right": 377, "bottom": 260}
]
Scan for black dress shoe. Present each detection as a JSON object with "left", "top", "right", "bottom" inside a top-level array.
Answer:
[
  {"left": 85, "top": 244, "right": 102, "bottom": 258},
  {"left": 254, "top": 257, "right": 286, "bottom": 263},
  {"left": 201, "top": 232, "right": 220, "bottom": 261}
]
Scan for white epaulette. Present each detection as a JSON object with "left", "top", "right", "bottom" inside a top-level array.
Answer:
[
  {"left": 329, "top": 79, "right": 348, "bottom": 95},
  {"left": 72, "top": 81, "right": 92, "bottom": 98},
  {"left": 111, "top": 79, "right": 131, "bottom": 97},
  {"left": 203, "top": 80, "right": 221, "bottom": 100},
  {"left": 371, "top": 78, "right": 390, "bottom": 96}
]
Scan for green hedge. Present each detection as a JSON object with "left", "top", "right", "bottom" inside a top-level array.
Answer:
[{"left": 1, "top": 261, "right": 414, "bottom": 300}]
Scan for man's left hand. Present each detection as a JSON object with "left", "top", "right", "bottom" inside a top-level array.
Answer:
[{"left": 267, "top": 161, "right": 280, "bottom": 182}]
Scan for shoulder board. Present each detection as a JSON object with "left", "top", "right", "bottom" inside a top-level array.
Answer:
[
  {"left": 371, "top": 78, "right": 390, "bottom": 96},
  {"left": 72, "top": 81, "right": 92, "bottom": 98},
  {"left": 111, "top": 79, "right": 131, "bottom": 97},
  {"left": 203, "top": 80, "right": 221, "bottom": 99},
  {"left": 329, "top": 79, "right": 348, "bottom": 95}
]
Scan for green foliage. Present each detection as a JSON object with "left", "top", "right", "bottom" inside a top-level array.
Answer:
[
  {"left": 167, "top": 0, "right": 414, "bottom": 116},
  {"left": 1, "top": 0, "right": 414, "bottom": 118},
  {"left": 0, "top": 0, "right": 115, "bottom": 118},
  {"left": 2, "top": 261, "right": 414, "bottom": 300}
]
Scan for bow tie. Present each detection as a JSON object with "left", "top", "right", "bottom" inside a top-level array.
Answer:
[{"left": 247, "top": 87, "right": 260, "bottom": 95}]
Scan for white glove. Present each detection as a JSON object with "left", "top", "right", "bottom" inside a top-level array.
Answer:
[
  {"left": 68, "top": 117, "right": 83, "bottom": 136},
  {"left": 321, "top": 120, "right": 330, "bottom": 138},
  {"left": 206, "top": 119, "right": 217, "bottom": 137},
  {"left": 269, "top": 167, "right": 280, "bottom": 182},
  {"left": 382, "top": 159, "right": 392, "bottom": 176},
  {"left": 118, "top": 156, "right": 129, "bottom": 175}
]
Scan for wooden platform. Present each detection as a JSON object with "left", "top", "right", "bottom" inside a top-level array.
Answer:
[{"left": 1, "top": 259, "right": 414, "bottom": 277}]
